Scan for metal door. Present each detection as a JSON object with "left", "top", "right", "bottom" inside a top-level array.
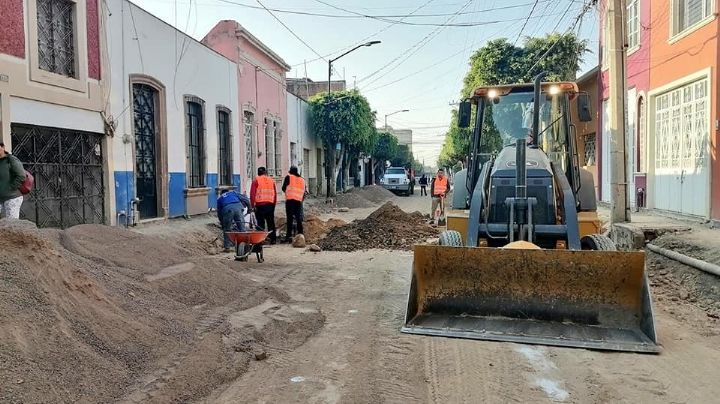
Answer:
[
  {"left": 133, "top": 83, "right": 158, "bottom": 218},
  {"left": 11, "top": 124, "right": 105, "bottom": 228},
  {"left": 626, "top": 88, "right": 637, "bottom": 207},
  {"left": 654, "top": 79, "right": 709, "bottom": 216},
  {"left": 601, "top": 101, "right": 611, "bottom": 202}
]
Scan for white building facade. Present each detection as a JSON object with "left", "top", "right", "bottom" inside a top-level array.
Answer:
[
  {"left": 106, "top": 0, "right": 240, "bottom": 223},
  {"left": 287, "top": 91, "right": 324, "bottom": 195}
]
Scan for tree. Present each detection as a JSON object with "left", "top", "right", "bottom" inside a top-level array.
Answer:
[
  {"left": 372, "top": 131, "right": 398, "bottom": 179},
  {"left": 438, "top": 32, "right": 588, "bottom": 168},
  {"left": 309, "top": 90, "right": 376, "bottom": 197}
]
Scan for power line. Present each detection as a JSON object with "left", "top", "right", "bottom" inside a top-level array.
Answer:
[
  {"left": 355, "top": 0, "right": 474, "bottom": 85},
  {"left": 254, "top": 0, "right": 325, "bottom": 60},
  {"left": 288, "top": 0, "right": 437, "bottom": 68},
  {"left": 214, "top": 0, "right": 551, "bottom": 19},
  {"left": 514, "top": 0, "right": 540, "bottom": 45}
]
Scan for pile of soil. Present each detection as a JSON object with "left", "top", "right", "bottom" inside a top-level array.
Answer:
[
  {"left": 306, "top": 185, "right": 398, "bottom": 210},
  {"left": 275, "top": 215, "right": 347, "bottom": 243},
  {"left": 318, "top": 202, "right": 438, "bottom": 252},
  {"left": 647, "top": 234, "right": 720, "bottom": 319},
  {"left": 0, "top": 219, "right": 324, "bottom": 403}
]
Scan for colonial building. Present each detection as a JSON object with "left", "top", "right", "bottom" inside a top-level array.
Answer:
[
  {"left": 203, "top": 21, "right": 291, "bottom": 194},
  {"left": 106, "top": 0, "right": 240, "bottom": 222},
  {"left": 0, "top": 0, "right": 109, "bottom": 228},
  {"left": 287, "top": 91, "right": 325, "bottom": 196},
  {"left": 599, "top": 0, "right": 718, "bottom": 221}
]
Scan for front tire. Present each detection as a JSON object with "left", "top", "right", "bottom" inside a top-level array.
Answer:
[
  {"left": 439, "top": 230, "right": 462, "bottom": 247},
  {"left": 581, "top": 234, "right": 617, "bottom": 251}
]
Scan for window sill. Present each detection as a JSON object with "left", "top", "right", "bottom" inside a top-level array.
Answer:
[
  {"left": 669, "top": 15, "right": 716, "bottom": 45},
  {"left": 626, "top": 45, "right": 641, "bottom": 56},
  {"left": 30, "top": 68, "right": 87, "bottom": 93},
  {"left": 184, "top": 187, "right": 210, "bottom": 197}
]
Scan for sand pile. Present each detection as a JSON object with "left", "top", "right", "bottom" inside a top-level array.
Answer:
[
  {"left": 318, "top": 202, "right": 438, "bottom": 252},
  {"left": 0, "top": 219, "right": 323, "bottom": 403}
]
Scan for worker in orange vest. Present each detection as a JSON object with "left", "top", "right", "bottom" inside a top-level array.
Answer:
[
  {"left": 430, "top": 168, "right": 449, "bottom": 218},
  {"left": 281, "top": 166, "right": 306, "bottom": 242},
  {"left": 250, "top": 166, "right": 277, "bottom": 244}
]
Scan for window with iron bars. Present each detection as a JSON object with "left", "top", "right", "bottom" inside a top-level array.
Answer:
[
  {"left": 265, "top": 118, "right": 275, "bottom": 176},
  {"left": 186, "top": 100, "right": 206, "bottom": 188},
  {"left": 274, "top": 123, "right": 282, "bottom": 175},
  {"left": 584, "top": 133, "right": 596, "bottom": 166},
  {"left": 37, "top": 0, "right": 76, "bottom": 78},
  {"left": 218, "top": 109, "right": 233, "bottom": 186}
]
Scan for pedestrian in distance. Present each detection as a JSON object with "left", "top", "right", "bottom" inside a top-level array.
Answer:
[
  {"left": 430, "top": 168, "right": 449, "bottom": 218},
  {"left": 216, "top": 188, "right": 251, "bottom": 252},
  {"left": 250, "top": 166, "right": 277, "bottom": 244},
  {"left": 281, "top": 165, "right": 306, "bottom": 243},
  {"left": 0, "top": 141, "right": 26, "bottom": 220},
  {"left": 418, "top": 174, "right": 428, "bottom": 196}
]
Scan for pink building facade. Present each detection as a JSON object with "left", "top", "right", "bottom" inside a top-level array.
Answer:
[
  {"left": 599, "top": 0, "right": 651, "bottom": 206},
  {"left": 203, "top": 21, "right": 291, "bottom": 192}
]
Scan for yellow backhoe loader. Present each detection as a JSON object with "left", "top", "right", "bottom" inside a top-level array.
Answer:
[{"left": 402, "top": 74, "right": 659, "bottom": 353}]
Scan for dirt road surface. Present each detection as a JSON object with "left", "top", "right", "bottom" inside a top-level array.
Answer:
[
  {"left": 201, "top": 191, "right": 720, "bottom": 403},
  {"left": 4, "top": 188, "right": 720, "bottom": 403}
]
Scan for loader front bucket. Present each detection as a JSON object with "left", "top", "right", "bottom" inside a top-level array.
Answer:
[{"left": 402, "top": 245, "right": 659, "bottom": 353}]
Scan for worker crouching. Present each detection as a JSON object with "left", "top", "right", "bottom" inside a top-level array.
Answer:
[{"left": 216, "top": 189, "right": 251, "bottom": 252}]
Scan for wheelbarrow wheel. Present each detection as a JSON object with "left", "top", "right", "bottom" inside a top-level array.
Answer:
[{"left": 235, "top": 242, "right": 249, "bottom": 262}]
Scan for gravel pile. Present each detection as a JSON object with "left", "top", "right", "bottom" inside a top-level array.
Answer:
[{"left": 318, "top": 202, "right": 438, "bottom": 252}]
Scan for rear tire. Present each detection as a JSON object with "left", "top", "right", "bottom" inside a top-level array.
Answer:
[
  {"left": 439, "top": 230, "right": 462, "bottom": 247},
  {"left": 581, "top": 234, "right": 617, "bottom": 251}
]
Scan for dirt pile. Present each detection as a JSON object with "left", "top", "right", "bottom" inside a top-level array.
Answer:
[
  {"left": 307, "top": 185, "right": 398, "bottom": 211},
  {"left": 0, "top": 219, "right": 324, "bottom": 403},
  {"left": 318, "top": 202, "right": 438, "bottom": 252},
  {"left": 647, "top": 234, "right": 720, "bottom": 319},
  {"left": 275, "top": 214, "right": 346, "bottom": 243}
]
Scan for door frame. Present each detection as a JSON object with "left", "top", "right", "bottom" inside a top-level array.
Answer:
[
  {"left": 129, "top": 75, "right": 169, "bottom": 218},
  {"left": 647, "top": 67, "right": 712, "bottom": 218}
]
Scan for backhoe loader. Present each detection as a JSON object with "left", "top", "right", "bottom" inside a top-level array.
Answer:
[{"left": 402, "top": 74, "right": 659, "bottom": 353}]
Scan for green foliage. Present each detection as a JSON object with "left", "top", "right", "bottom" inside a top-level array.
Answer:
[
  {"left": 373, "top": 131, "right": 399, "bottom": 165},
  {"left": 308, "top": 90, "right": 376, "bottom": 153},
  {"left": 439, "top": 32, "right": 588, "bottom": 168}
]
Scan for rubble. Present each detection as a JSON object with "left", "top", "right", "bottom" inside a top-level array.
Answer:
[{"left": 318, "top": 202, "right": 439, "bottom": 252}]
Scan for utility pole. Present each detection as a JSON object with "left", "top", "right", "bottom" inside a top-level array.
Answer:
[{"left": 608, "top": 0, "right": 630, "bottom": 223}]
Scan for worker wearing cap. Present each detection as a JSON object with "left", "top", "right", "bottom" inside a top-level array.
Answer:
[
  {"left": 430, "top": 168, "right": 449, "bottom": 218},
  {"left": 216, "top": 189, "right": 251, "bottom": 252},
  {"left": 281, "top": 166, "right": 306, "bottom": 242},
  {"left": 250, "top": 166, "right": 277, "bottom": 244},
  {"left": 0, "top": 141, "right": 25, "bottom": 220}
]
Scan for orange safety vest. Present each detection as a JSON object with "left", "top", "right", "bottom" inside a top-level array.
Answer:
[
  {"left": 433, "top": 176, "right": 448, "bottom": 196},
  {"left": 254, "top": 175, "right": 276, "bottom": 205},
  {"left": 285, "top": 175, "right": 305, "bottom": 202}
]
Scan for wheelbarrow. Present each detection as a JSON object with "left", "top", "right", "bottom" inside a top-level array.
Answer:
[{"left": 225, "top": 230, "right": 270, "bottom": 262}]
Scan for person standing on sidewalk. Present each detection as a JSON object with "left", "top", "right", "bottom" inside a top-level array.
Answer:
[
  {"left": 0, "top": 142, "right": 26, "bottom": 220},
  {"left": 250, "top": 166, "right": 277, "bottom": 244},
  {"left": 281, "top": 166, "right": 306, "bottom": 242},
  {"left": 418, "top": 174, "right": 428, "bottom": 196},
  {"left": 216, "top": 189, "right": 251, "bottom": 252},
  {"left": 430, "top": 169, "right": 449, "bottom": 218}
]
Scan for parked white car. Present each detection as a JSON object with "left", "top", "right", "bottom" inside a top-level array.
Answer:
[{"left": 380, "top": 167, "right": 412, "bottom": 196}]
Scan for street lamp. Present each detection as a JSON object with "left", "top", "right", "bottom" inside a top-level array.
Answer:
[
  {"left": 325, "top": 40, "right": 381, "bottom": 198},
  {"left": 384, "top": 109, "right": 410, "bottom": 130},
  {"left": 327, "top": 40, "right": 381, "bottom": 95}
]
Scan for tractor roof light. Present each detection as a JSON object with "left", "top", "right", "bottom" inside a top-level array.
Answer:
[
  {"left": 487, "top": 89, "right": 499, "bottom": 99},
  {"left": 548, "top": 85, "right": 561, "bottom": 95}
]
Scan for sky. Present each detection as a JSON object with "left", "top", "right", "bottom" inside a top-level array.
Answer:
[{"left": 132, "top": 0, "right": 599, "bottom": 167}]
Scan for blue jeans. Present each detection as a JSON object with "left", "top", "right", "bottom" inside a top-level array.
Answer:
[{"left": 221, "top": 203, "right": 246, "bottom": 248}]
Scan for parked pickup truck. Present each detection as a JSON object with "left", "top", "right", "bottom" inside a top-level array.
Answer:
[{"left": 380, "top": 167, "right": 412, "bottom": 196}]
